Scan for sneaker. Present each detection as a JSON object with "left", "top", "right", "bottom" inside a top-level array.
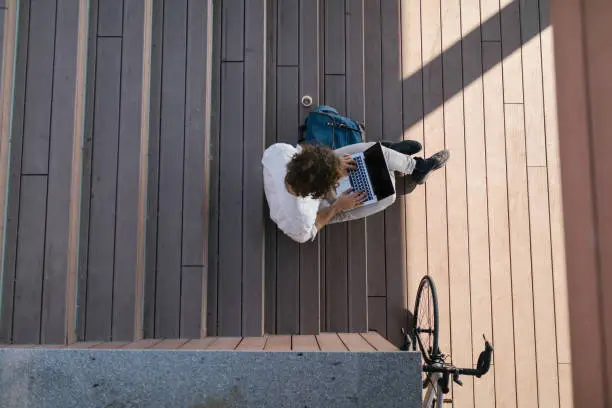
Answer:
[
  {"left": 412, "top": 150, "right": 450, "bottom": 184},
  {"left": 380, "top": 140, "right": 423, "bottom": 155},
  {"left": 429, "top": 149, "right": 450, "bottom": 170}
]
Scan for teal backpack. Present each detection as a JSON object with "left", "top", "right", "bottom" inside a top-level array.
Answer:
[{"left": 299, "top": 106, "right": 364, "bottom": 149}]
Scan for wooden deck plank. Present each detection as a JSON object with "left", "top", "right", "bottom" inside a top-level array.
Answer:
[
  {"left": 500, "top": 0, "right": 523, "bottom": 103},
  {"left": 528, "top": 166, "right": 560, "bottom": 408},
  {"left": 264, "top": 335, "right": 292, "bottom": 351},
  {"left": 345, "top": 0, "right": 367, "bottom": 334},
  {"left": 155, "top": 0, "right": 187, "bottom": 338},
  {"left": 324, "top": 0, "right": 345, "bottom": 74},
  {"left": 292, "top": 335, "right": 319, "bottom": 351},
  {"left": 460, "top": 0, "right": 495, "bottom": 406},
  {"left": 421, "top": 0, "right": 450, "bottom": 357},
  {"left": 441, "top": 0, "right": 474, "bottom": 404},
  {"left": 324, "top": 74, "right": 348, "bottom": 332},
  {"left": 480, "top": 0, "right": 501, "bottom": 41},
  {"left": 505, "top": 104, "right": 539, "bottom": 407},
  {"left": 315, "top": 333, "right": 347, "bottom": 351},
  {"left": 337, "top": 333, "right": 374, "bottom": 352},
  {"left": 367, "top": 297, "right": 386, "bottom": 337},
  {"left": 217, "top": 62, "right": 244, "bottom": 336},
  {"left": 180, "top": 338, "right": 216, "bottom": 350},
  {"left": 558, "top": 364, "right": 574, "bottom": 408},
  {"left": 482, "top": 42, "right": 518, "bottom": 408},
  {"left": 122, "top": 339, "right": 163, "bottom": 349},
  {"left": 20, "top": 0, "right": 56, "bottom": 175},
  {"left": 1, "top": 0, "right": 30, "bottom": 344},
  {"left": 360, "top": 332, "right": 397, "bottom": 351},
  {"left": 521, "top": 0, "right": 546, "bottom": 166},
  {"left": 112, "top": 0, "right": 148, "bottom": 341},
  {"left": 97, "top": 0, "right": 123, "bottom": 37},
  {"left": 297, "top": 0, "right": 320, "bottom": 336},
  {"left": 275, "top": 66, "right": 300, "bottom": 334},
  {"left": 401, "top": 0, "right": 427, "bottom": 316},
  {"left": 363, "top": 0, "right": 385, "bottom": 299},
  {"left": 12, "top": 176, "right": 47, "bottom": 344},
  {"left": 41, "top": 0, "right": 82, "bottom": 344},
  {"left": 236, "top": 336, "right": 268, "bottom": 350},
  {"left": 65, "top": 342, "right": 101, "bottom": 349},
  {"left": 241, "top": 0, "right": 266, "bottom": 336},
  {"left": 221, "top": 0, "right": 244, "bottom": 62},
  {"left": 380, "top": 0, "right": 406, "bottom": 348},
  {"left": 90, "top": 342, "right": 129, "bottom": 349},
  {"left": 180, "top": 267, "right": 203, "bottom": 338},
  {"left": 85, "top": 37, "right": 122, "bottom": 342},
  {"left": 150, "top": 339, "right": 190, "bottom": 349},
  {"left": 276, "top": 0, "right": 298, "bottom": 66}
]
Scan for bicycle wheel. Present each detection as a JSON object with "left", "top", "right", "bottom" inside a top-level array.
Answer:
[{"left": 413, "top": 275, "right": 440, "bottom": 363}]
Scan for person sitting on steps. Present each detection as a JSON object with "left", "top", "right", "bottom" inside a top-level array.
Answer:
[{"left": 262, "top": 139, "right": 449, "bottom": 243}]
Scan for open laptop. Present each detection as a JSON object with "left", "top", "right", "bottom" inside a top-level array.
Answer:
[{"left": 334, "top": 142, "right": 395, "bottom": 207}]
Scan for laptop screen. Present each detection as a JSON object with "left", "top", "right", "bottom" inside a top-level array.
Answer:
[{"left": 363, "top": 142, "right": 395, "bottom": 200}]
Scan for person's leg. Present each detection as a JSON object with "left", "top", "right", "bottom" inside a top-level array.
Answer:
[
  {"left": 380, "top": 140, "right": 422, "bottom": 155},
  {"left": 411, "top": 150, "right": 450, "bottom": 184}
]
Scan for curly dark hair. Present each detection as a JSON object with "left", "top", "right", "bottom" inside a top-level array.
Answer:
[{"left": 285, "top": 144, "right": 343, "bottom": 199}]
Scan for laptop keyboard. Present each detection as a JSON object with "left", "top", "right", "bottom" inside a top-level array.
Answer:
[{"left": 349, "top": 155, "right": 374, "bottom": 202}]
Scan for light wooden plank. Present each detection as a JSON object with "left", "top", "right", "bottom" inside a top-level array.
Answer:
[
  {"left": 528, "top": 166, "right": 560, "bottom": 408},
  {"left": 521, "top": 0, "right": 546, "bottom": 166},
  {"left": 505, "top": 103, "right": 539, "bottom": 408},
  {"left": 180, "top": 338, "right": 217, "bottom": 350},
  {"left": 236, "top": 336, "right": 268, "bottom": 350},
  {"left": 90, "top": 342, "right": 129, "bottom": 349},
  {"left": 122, "top": 339, "right": 163, "bottom": 349},
  {"left": 360, "top": 332, "right": 397, "bottom": 351},
  {"left": 65, "top": 342, "right": 101, "bottom": 349},
  {"left": 401, "top": 0, "right": 428, "bottom": 314},
  {"left": 441, "top": 0, "right": 474, "bottom": 405},
  {"left": 151, "top": 339, "right": 190, "bottom": 349},
  {"left": 264, "top": 335, "right": 292, "bottom": 351},
  {"left": 558, "top": 364, "right": 574, "bottom": 408},
  {"left": 541, "top": 18, "right": 571, "bottom": 364},
  {"left": 482, "top": 42, "right": 518, "bottom": 408},
  {"left": 315, "top": 333, "right": 348, "bottom": 351},
  {"left": 500, "top": 0, "right": 524, "bottom": 103},
  {"left": 292, "top": 335, "right": 319, "bottom": 351},
  {"left": 421, "top": 0, "right": 450, "bottom": 358},
  {"left": 155, "top": 0, "right": 187, "bottom": 338},
  {"left": 207, "top": 337, "right": 242, "bottom": 350},
  {"left": 337, "top": 333, "right": 374, "bottom": 352},
  {"left": 217, "top": 62, "right": 244, "bottom": 336},
  {"left": 460, "top": 0, "right": 495, "bottom": 406}
]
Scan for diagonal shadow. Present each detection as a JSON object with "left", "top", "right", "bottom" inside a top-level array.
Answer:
[{"left": 402, "top": 0, "right": 550, "bottom": 132}]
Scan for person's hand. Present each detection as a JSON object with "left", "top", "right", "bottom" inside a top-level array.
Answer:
[
  {"left": 340, "top": 154, "right": 356, "bottom": 175},
  {"left": 333, "top": 189, "right": 367, "bottom": 211}
]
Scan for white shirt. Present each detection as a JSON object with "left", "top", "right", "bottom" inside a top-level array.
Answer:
[{"left": 262, "top": 143, "right": 321, "bottom": 243}]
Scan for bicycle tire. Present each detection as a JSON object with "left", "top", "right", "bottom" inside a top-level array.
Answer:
[{"left": 413, "top": 275, "right": 440, "bottom": 363}]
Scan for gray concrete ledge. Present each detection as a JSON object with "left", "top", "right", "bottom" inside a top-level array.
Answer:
[{"left": 0, "top": 349, "right": 422, "bottom": 408}]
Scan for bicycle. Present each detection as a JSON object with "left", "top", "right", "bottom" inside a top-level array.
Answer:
[{"left": 401, "top": 275, "right": 494, "bottom": 408}]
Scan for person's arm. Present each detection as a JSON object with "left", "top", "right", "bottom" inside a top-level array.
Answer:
[
  {"left": 315, "top": 203, "right": 341, "bottom": 231},
  {"left": 315, "top": 189, "right": 367, "bottom": 232}
]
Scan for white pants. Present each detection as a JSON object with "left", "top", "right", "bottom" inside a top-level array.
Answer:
[{"left": 323, "top": 142, "right": 416, "bottom": 223}]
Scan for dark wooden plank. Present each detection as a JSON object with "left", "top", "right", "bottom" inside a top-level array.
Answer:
[
  {"left": 367, "top": 296, "right": 387, "bottom": 337},
  {"left": 363, "top": 0, "right": 386, "bottom": 298},
  {"left": 0, "top": 0, "right": 5, "bottom": 8},
  {"left": 182, "top": 0, "right": 211, "bottom": 267},
  {"left": 323, "top": 75, "right": 348, "bottom": 332},
  {"left": 481, "top": 0, "right": 501, "bottom": 41},
  {"left": 41, "top": 0, "right": 81, "bottom": 344},
  {"left": 143, "top": 0, "right": 164, "bottom": 338},
  {"left": 85, "top": 37, "right": 121, "bottom": 342},
  {"left": 97, "top": 0, "right": 123, "bottom": 36},
  {"left": 277, "top": 0, "right": 298, "bottom": 66},
  {"left": 180, "top": 266, "right": 202, "bottom": 338},
  {"left": 381, "top": 0, "right": 406, "bottom": 347},
  {"left": 113, "top": 0, "right": 146, "bottom": 341},
  {"left": 360, "top": 331, "right": 398, "bottom": 351},
  {"left": 0, "top": 10, "right": 4, "bottom": 64},
  {"left": 206, "top": 0, "right": 223, "bottom": 336},
  {"left": 221, "top": 0, "right": 244, "bottom": 61},
  {"left": 275, "top": 66, "right": 300, "bottom": 334},
  {"left": 0, "top": 0, "right": 31, "bottom": 344},
  {"left": 21, "top": 0, "right": 56, "bottom": 175},
  {"left": 217, "top": 62, "right": 244, "bottom": 336},
  {"left": 155, "top": 0, "right": 187, "bottom": 339},
  {"left": 12, "top": 176, "right": 47, "bottom": 344},
  {"left": 338, "top": 332, "right": 375, "bottom": 351},
  {"left": 264, "top": 0, "right": 278, "bottom": 335},
  {"left": 345, "top": 0, "right": 367, "bottom": 333},
  {"left": 298, "top": 0, "right": 320, "bottom": 335},
  {"left": 325, "top": 0, "right": 345, "bottom": 74},
  {"left": 241, "top": 0, "right": 265, "bottom": 336},
  {"left": 76, "top": 0, "right": 99, "bottom": 342},
  {"left": 292, "top": 335, "right": 319, "bottom": 351}
]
